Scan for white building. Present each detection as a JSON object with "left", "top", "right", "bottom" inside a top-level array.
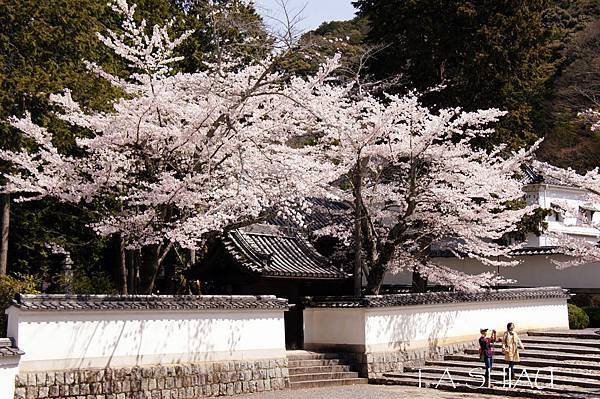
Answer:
[{"left": 385, "top": 167, "right": 600, "bottom": 292}]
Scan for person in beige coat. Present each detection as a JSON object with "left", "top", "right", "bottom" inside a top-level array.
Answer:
[{"left": 502, "top": 322, "right": 525, "bottom": 379}]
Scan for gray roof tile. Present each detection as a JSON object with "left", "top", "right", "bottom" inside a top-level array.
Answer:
[
  {"left": 0, "top": 338, "right": 24, "bottom": 357},
  {"left": 11, "top": 294, "right": 288, "bottom": 311},
  {"left": 224, "top": 229, "right": 349, "bottom": 279},
  {"left": 303, "top": 287, "right": 569, "bottom": 308}
]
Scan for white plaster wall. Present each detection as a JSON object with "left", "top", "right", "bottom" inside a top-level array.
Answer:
[
  {"left": 303, "top": 308, "right": 365, "bottom": 347},
  {"left": 304, "top": 297, "right": 568, "bottom": 353},
  {"left": 0, "top": 357, "right": 19, "bottom": 399},
  {"left": 6, "top": 308, "right": 286, "bottom": 372},
  {"left": 364, "top": 298, "right": 568, "bottom": 352},
  {"left": 383, "top": 255, "right": 600, "bottom": 289}
]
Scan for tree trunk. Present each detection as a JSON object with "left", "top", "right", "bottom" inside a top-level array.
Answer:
[
  {"left": 118, "top": 235, "right": 128, "bottom": 295},
  {"left": 190, "top": 249, "right": 196, "bottom": 266},
  {"left": 411, "top": 267, "right": 427, "bottom": 293},
  {"left": 0, "top": 194, "right": 9, "bottom": 275},
  {"left": 352, "top": 163, "right": 363, "bottom": 297},
  {"left": 139, "top": 245, "right": 160, "bottom": 294},
  {"left": 366, "top": 262, "right": 387, "bottom": 295}
]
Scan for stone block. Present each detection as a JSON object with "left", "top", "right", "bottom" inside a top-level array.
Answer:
[
  {"left": 48, "top": 385, "right": 60, "bottom": 397},
  {"left": 81, "top": 383, "right": 91, "bottom": 395},
  {"left": 15, "top": 375, "right": 27, "bottom": 388},
  {"left": 146, "top": 378, "right": 156, "bottom": 391},
  {"left": 228, "top": 371, "right": 238, "bottom": 382},
  {"left": 218, "top": 372, "right": 228, "bottom": 384},
  {"left": 65, "top": 372, "right": 77, "bottom": 385},
  {"left": 92, "top": 382, "right": 104, "bottom": 394},
  {"left": 15, "top": 387, "right": 26, "bottom": 399},
  {"left": 54, "top": 372, "right": 65, "bottom": 386},
  {"left": 26, "top": 387, "right": 38, "bottom": 399}
]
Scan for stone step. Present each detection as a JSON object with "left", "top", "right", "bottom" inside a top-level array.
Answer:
[
  {"left": 522, "top": 342, "right": 600, "bottom": 355},
  {"left": 521, "top": 336, "right": 600, "bottom": 349},
  {"left": 372, "top": 375, "right": 590, "bottom": 399},
  {"left": 464, "top": 347, "right": 600, "bottom": 362},
  {"left": 399, "top": 365, "right": 600, "bottom": 389},
  {"left": 287, "top": 359, "right": 349, "bottom": 368},
  {"left": 288, "top": 365, "right": 354, "bottom": 375},
  {"left": 527, "top": 331, "right": 600, "bottom": 340},
  {"left": 290, "top": 378, "right": 368, "bottom": 390},
  {"left": 286, "top": 351, "right": 343, "bottom": 361},
  {"left": 289, "top": 371, "right": 359, "bottom": 382},
  {"left": 446, "top": 354, "right": 600, "bottom": 371},
  {"left": 424, "top": 360, "right": 600, "bottom": 381}
]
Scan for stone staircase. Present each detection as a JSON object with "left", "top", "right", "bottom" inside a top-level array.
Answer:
[
  {"left": 286, "top": 350, "right": 368, "bottom": 389},
  {"left": 373, "top": 330, "right": 600, "bottom": 398}
]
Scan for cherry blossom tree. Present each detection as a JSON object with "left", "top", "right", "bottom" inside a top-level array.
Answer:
[
  {"left": 0, "top": 0, "right": 555, "bottom": 296},
  {"left": 0, "top": 0, "right": 339, "bottom": 293},
  {"left": 300, "top": 85, "right": 542, "bottom": 294}
]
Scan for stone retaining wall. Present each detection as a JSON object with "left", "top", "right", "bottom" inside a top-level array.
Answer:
[
  {"left": 13, "top": 359, "right": 290, "bottom": 399},
  {"left": 339, "top": 340, "right": 478, "bottom": 378}
]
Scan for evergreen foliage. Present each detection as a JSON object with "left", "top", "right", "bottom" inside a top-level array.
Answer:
[
  {"left": 353, "top": 0, "right": 557, "bottom": 150},
  {"left": 568, "top": 303, "right": 590, "bottom": 329}
]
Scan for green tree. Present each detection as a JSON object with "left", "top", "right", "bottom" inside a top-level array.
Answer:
[
  {"left": 0, "top": 0, "right": 268, "bottom": 293},
  {"left": 538, "top": 1, "right": 600, "bottom": 171},
  {"left": 353, "top": 0, "right": 557, "bottom": 150}
]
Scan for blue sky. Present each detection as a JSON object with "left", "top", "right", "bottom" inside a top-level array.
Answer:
[{"left": 254, "top": 0, "right": 358, "bottom": 33}]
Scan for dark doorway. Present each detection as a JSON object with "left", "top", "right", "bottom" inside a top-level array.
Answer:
[{"left": 284, "top": 303, "right": 304, "bottom": 350}]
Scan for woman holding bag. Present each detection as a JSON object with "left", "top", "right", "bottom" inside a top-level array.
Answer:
[{"left": 502, "top": 322, "right": 525, "bottom": 380}]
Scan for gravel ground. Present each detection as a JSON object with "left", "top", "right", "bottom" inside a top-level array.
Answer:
[{"left": 235, "top": 385, "right": 524, "bottom": 399}]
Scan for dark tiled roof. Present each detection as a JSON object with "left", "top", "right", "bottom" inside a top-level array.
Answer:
[
  {"left": 522, "top": 164, "right": 571, "bottom": 187},
  {"left": 11, "top": 293, "right": 288, "bottom": 311},
  {"left": 303, "top": 287, "right": 569, "bottom": 308},
  {"left": 430, "top": 246, "right": 563, "bottom": 258},
  {"left": 224, "top": 229, "right": 349, "bottom": 279},
  {"left": 0, "top": 338, "right": 24, "bottom": 357}
]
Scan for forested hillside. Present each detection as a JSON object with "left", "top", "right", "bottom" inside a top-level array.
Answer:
[
  {"left": 538, "top": 1, "right": 600, "bottom": 170},
  {"left": 306, "top": 1, "right": 599, "bottom": 169}
]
